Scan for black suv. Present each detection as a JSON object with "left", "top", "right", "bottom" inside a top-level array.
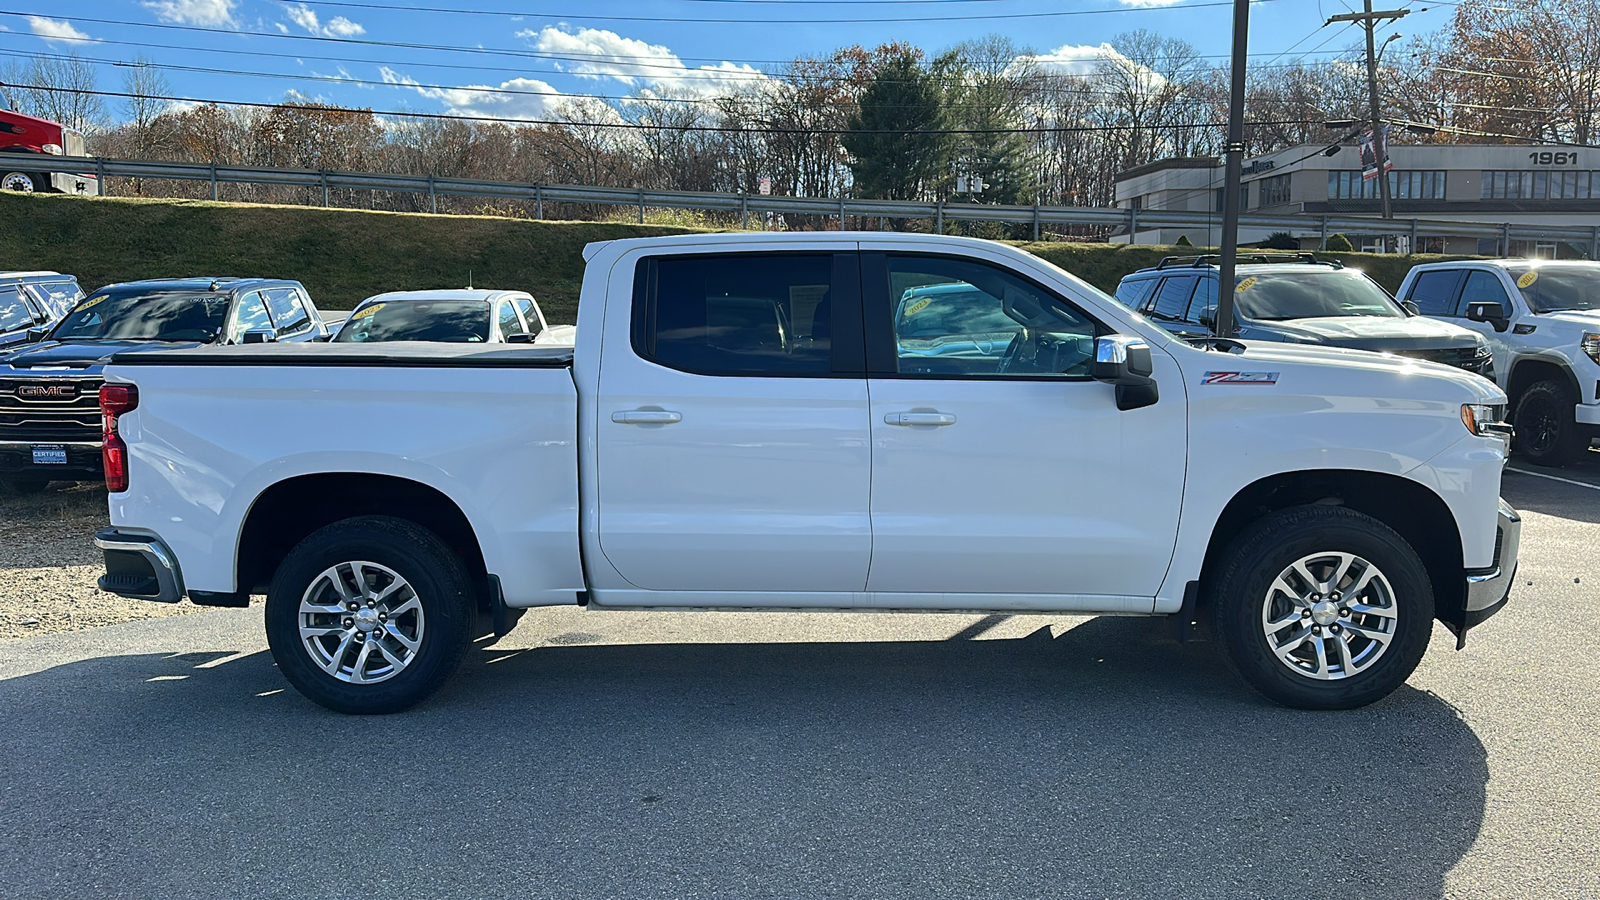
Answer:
[
  {"left": 1115, "top": 254, "right": 1494, "bottom": 378},
  {"left": 0, "top": 271, "right": 84, "bottom": 351},
  {"left": 0, "top": 277, "right": 329, "bottom": 493}
]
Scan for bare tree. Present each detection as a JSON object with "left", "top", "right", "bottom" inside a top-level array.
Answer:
[{"left": 0, "top": 52, "right": 107, "bottom": 133}]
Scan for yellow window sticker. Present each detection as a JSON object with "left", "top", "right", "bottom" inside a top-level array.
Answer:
[
  {"left": 1516, "top": 270, "right": 1539, "bottom": 289},
  {"left": 76, "top": 295, "right": 108, "bottom": 311},
  {"left": 349, "top": 303, "right": 383, "bottom": 320},
  {"left": 1235, "top": 276, "right": 1258, "bottom": 292},
  {"left": 904, "top": 297, "right": 932, "bottom": 316}
]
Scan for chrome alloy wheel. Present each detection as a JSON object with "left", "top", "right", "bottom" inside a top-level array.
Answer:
[
  {"left": 298, "top": 560, "right": 425, "bottom": 685},
  {"left": 1260, "top": 552, "right": 1398, "bottom": 681},
  {"left": 1, "top": 172, "right": 35, "bottom": 192}
]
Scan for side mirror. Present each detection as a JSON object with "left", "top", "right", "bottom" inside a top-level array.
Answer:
[
  {"left": 1401, "top": 300, "right": 1421, "bottom": 316},
  {"left": 1197, "top": 305, "right": 1218, "bottom": 331},
  {"left": 505, "top": 332, "right": 537, "bottom": 344},
  {"left": 240, "top": 329, "right": 276, "bottom": 345},
  {"left": 24, "top": 327, "right": 48, "bottom": 343},
  {"left": 1466, "top": 300, "right": 1509, "bottom": 332},
  {"left": 1092, "top": 335, "right": 1159, "bottom": 411}
]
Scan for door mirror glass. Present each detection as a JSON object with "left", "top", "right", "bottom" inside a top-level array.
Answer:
[
  {"left": 1401, "top": 300, "right": 1421, "bottom": 316},
  {"left": 505, "top": 332, "right": 537, "bottom": 344},
  {"left": 1197, "top": 305, "right": 1218, "bottom": 331},
  {"left": 241, "top": 329, "right": 276, "bottom": 344},
  {"left": 24, "top": 327, "right": 48, "bottom": 343}
]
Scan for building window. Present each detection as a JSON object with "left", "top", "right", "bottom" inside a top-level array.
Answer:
[
  {"left": 1327, "top": 170, "right": 1445, "bottom": 200},
  {"left": 1481, "top": 170, "right": 1595, "bottom": 200},
  {"left": 1129, "top": 194, "right": 1143, "bottom": 211},
  {"left": 1259, "top": 173, "right": 1292, "bottom": 206}
]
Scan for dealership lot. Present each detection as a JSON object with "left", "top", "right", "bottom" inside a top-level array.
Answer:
[{"left": 0, "top": 456, "right": 1596, "bottom": 899}]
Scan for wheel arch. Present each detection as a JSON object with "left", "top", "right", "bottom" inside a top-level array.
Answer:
[
  {"left": 1199, "top": 469, "right": 1465, "bottom": 623},
  {"left": 236, "top": 472, "right": 490, "bottom": 608},
  {"left": 1506, "top": 356, "right": 1578, "bottom": 407}
]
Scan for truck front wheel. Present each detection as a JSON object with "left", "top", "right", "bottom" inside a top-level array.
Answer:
[
  {"left": 264, "top": 516, "right": 475, "bottom": 714},
  {"left": 1, "top": 172, "right": 38, "bottom": 192},
  {"left": 1514, "top": 378, "right": 1588, "bottom": 467},
  {"left": 1209, "top": 506, "right": 1434, "bottom": 710}
]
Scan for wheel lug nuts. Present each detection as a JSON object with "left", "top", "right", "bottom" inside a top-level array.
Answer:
[
  {"left": 1331, "top": 624, "right": 1342, "bottom": 633},
  {"left": 1301, "top": 609, "right": 1312, "bottom": 618},
  {"left": 1340, "top": 609, "right": 1351, "bottom": 617},
  {"left": 347, "top": 602, "right": 358, "bottom": 612},
  {"left": 342, "top": 617, "right": 354, "bottom": 628},
  {"left": 1312, "top": 626, "right": 1322, "bottom": 634}
]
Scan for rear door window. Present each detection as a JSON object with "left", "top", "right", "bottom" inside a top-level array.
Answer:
[
  {"left": 1148, "top": 275, "right": 1199, "bottom": 322},
  {"left": 1458, "top": 271, "right": 1513, "bottom": 317},
  {"left": 1116, "top": 278, "right": 1157, "bottom": 311},
  {"left": 635, "top": 253, "right": 840, "bottom": 376},
  {"left": 1406, "top": 270, "right": 1465, "bottom": 316},
  {"left": 513, "top": 297, "right": 540, "bottom": 334},
  {"left": 264, "top": 287, "right": 312, "bottom": 336},
  {"left": 497, "top": 301, "right": 526, "bottom": 338},
  {"left": 32, "top": 280, "right": 84, "bottom": 318}
]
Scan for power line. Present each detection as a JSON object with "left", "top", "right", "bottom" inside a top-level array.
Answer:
[{"left": 262, "top": 0, "right": 1276, "bottom": 24}]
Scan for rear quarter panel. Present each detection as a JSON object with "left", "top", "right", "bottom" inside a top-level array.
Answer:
[{"left": 105, "top": 363, "right": 583, "bottom": 606}]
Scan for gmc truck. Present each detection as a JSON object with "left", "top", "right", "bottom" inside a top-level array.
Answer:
[{"left": 94, "top": 233, "right": 1521, "bottom": 714}]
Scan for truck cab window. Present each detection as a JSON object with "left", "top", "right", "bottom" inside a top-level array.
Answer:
[
  {"left": 264, "top": 287, "right": 311, "bottom": 336},
  {"left": 638, "top": 254, "right": 834, "bottom": 376},
  {"left": 884, "top": 255, "right": 1100, "bottom": 378},
  {"left": 232, "top": 292, "right": 274, "bottom": 342}
]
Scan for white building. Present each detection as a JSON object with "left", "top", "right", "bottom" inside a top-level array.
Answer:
[{"left": 1114, "top": 143, "right": 1600, "bottom": 257}]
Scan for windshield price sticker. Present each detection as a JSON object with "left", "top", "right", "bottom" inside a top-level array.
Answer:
[
  {"left": 1516, "top": 271, "right": 1539, "bottom": 289},
  {"left": 1235, "top": 277, "right": 1258, "bottom": 292},
  {"left": 904, "top": 298, "right": 931, "bottom": 316},
  {"left": 350, "top": 303, "right": 383, "bottom": 320},
  {"left": 77, "top": 295, "right": 107, "bottom": 311}
]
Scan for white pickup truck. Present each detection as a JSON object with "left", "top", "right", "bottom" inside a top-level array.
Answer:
[{"left": 94, "top": 233, "right": 1521, "bottom": 714}]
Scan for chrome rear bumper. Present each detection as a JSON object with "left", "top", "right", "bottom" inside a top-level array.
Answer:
[{"left": 94, "top": 528, "right": 185, "bottom": 603}]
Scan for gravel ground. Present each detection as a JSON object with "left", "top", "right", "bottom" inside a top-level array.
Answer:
[{"left": 0, "top": 483, "right": 205, "bottom": 639}]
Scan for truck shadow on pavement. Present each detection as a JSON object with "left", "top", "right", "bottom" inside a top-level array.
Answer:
[{"left": 0, "top": 615, "right": 1486, "bottom": 900}]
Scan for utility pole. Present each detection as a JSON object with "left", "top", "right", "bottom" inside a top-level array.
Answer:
[
  {"left": 1213, "top": 0, "right": 1250, "bottom": 337},
  {"left": 1329, "top": 2, "right": 1408, "bottom": 251}
]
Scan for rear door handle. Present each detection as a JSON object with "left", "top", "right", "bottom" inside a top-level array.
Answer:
[
  {"left": 884, "top": 412, "right": 957, "bottom": 426},
  {"left": 612, "top": 409, "right": 682, "bottom": 425}
]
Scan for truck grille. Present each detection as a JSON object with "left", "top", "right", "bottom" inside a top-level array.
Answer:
[
  {"left": 1407, "top": 346, "right": 1493, "bottom": 374},
  {"left": 0, "top": 377, "right": 102, "bottom": 444}
]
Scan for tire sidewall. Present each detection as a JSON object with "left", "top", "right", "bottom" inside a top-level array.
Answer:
[
  {"left": 1515, "top": 380, "right": 1583, "bottom": 466},
  {"left": 265, "top": 520, "right": 472, "bottom": 714},
  {"left": 1, "top": 172, "right": 36, "bottom": 192},
  {"left": 1213, "top": 509, "right": 1434, "bottom": 710}
]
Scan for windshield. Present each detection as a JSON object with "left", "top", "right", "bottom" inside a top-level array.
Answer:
[
  {"left": 334, "top": 300, "right": 490, "bottom": 343},
  {"left": 51, "top": 292, "right": 230, "bottom": 342},
  {"left": 1235, "top": 271, "right": 1405, "bottom": 320},
  {"left": 1506, "top": 266, "right": 1600, "bottom": 313}
]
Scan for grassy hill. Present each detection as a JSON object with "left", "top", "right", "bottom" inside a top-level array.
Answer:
[{"left": 2, "top": 192, "right": 1472, "bottom": 323}]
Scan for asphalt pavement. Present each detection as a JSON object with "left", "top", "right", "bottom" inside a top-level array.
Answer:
[{"left": 2, "top": 455, "right": 1598, "bottom": 900}]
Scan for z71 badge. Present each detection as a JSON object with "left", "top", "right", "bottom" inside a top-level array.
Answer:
[{"left": 1202, "top": 371, "right": 1279, "bottom": 385}]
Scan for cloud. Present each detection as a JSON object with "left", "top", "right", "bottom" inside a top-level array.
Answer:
[
  {"left": 284, "top": 3, "right": 365, "bottom": 38},
  {"left": 1025, "top": 43, "right": 1119, "bottom": 77},
  {"left": 524, "top": 25, "right": 766, "bottom": 98},
  {"left": 143, "top": 0, "right": 236, "bottom": 26},
  {"left": 27, "top": 16, "right": 90, "bottom": 44},
  {"left": 380, "top": 67, "right": 569, "bottom": 122}
]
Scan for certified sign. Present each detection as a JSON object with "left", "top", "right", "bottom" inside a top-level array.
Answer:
[
  {"left": 15, "top": 383, "right": 78, "bottom": 401},
  {"left": 31, "top": 444, "right": 68, "bottom": 465}
]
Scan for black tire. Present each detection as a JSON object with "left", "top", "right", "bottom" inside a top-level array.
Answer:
[
  {"left": 265, "top": 516, "right": 475, "bottom": 714},
  {"left": 0, "top": 474, "right": 51, "bottom": 495},
  {"left": 1514, "top": 378, "right": 1589, "bottom": 467},
  {"left": 1209, "top": 506, "right": 1434, "bottom": 710}
]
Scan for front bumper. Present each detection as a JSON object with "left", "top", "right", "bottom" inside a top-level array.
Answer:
[
  {"left": 0, "top": 441, "right": 102, "bottom": 481},
  {"left": 1451, "top": 498, "right": 1521, "bottom": 647},
  {"left": 94, "top": 528, "right": 185, "bottom": 603}
]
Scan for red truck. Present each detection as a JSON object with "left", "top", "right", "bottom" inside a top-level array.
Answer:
[{"left": 0, "top": 104, "right": 99, "bottom": 195}]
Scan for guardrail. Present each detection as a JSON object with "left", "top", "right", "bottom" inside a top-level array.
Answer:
[{"left": 9, "top": 153, "right": 1600, "bottom": 255}]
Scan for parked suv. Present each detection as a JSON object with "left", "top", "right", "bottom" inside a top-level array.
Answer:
[
  {"left": 1116, "top": 255, "right": 1494, "bottom": 378},
  {"left": 1397, "top": 259, "right": 1600, "bottom": 466},
  {"left": 0, "top": 271, "right": 84, "bottom": 350},
  {"left": 0, "top": 277, "right": 329, "bottom": 493}
]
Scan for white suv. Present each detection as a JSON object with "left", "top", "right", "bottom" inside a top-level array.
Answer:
[{"left": 1397, "top": 260, "right": 1600, "bottom": 466}]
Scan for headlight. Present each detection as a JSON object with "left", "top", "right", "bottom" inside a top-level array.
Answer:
[
  {"left": 41, "top": 143, "right": 62, "bottom": 155},
  {"left": 1461, "top": 403, "right": 1512, "bottom": 438},
  {"left": 1582, "top": 332, "right": 1600, "bottom": 366}
]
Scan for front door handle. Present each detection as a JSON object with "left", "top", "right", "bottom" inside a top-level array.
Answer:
[
  {"left": 612, "top": 409, "right": 683, "bottom": 425},
  {"left": 884, "top": 411, "right": 957, "bottom": 426}
]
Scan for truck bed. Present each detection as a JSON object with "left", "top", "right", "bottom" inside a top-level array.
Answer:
[{"left": 110, "top": 341, "right": 575, "bottom": 368}]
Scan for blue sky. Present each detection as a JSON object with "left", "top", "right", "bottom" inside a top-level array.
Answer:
[{"left": 0, "top": 0, "right": 1460, "bottom": 125}]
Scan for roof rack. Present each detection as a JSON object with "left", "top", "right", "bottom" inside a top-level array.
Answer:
[{"left": 1153, "top": 252, "right": 1342, "bottom": 270}]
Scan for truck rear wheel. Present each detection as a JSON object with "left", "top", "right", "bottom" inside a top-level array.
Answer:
[
  {"left": 264, "top": 516, "right": 474, "bottom": 714},
  {"left": 0, "top": 474, "right": 51, "bottom": 495},
  {"left": 1514, "top": 378, "right": 1588, "bottom": 467},
  {"left": 1209, "top": 506, "right": 1434, "bottom": 710}
]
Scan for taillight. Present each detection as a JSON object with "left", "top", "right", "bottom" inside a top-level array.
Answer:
[{"left": 99, "top": 384, "right": 138, "bottom": 493}]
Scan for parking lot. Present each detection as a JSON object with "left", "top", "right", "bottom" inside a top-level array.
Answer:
[{"left": 0, "top": 454, "right": 1596, "bottom": 900}]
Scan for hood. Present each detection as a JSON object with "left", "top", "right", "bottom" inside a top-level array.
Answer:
[
  {"left": 0, "top": 340, "right": 203, "bottom": 371},
  {"left": 1537, "top": 309, "right": 1600, "bottom": 328},
  {"left": 1242, "top": 315, "right": 1482, "bottom": 352}
]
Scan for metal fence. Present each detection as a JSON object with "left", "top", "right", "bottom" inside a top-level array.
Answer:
[{"left": 10, "top": 153, "right": 1599, "bottom": 256}]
